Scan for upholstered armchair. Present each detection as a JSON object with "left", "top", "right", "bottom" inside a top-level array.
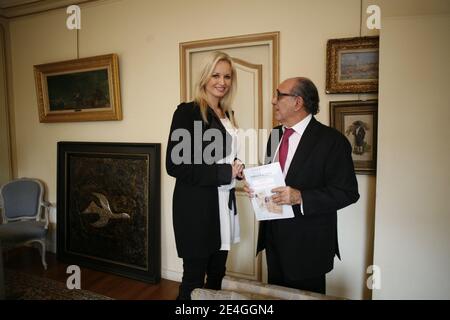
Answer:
[{"left": 0, "top": 178, "right": 51, "bottom": 270}]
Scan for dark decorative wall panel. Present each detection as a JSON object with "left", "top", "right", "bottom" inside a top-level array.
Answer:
[{"left": 57, "top": 142, "right": 160, "bottom": 283}]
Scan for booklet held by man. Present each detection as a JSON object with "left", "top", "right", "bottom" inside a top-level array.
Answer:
[{"left": 243, "top": 163, "right": 295, "bottom": 221}]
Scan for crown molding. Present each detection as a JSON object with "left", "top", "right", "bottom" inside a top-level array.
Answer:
[{"left": 0, "top": 0, "right": 98, "bottom": 19}]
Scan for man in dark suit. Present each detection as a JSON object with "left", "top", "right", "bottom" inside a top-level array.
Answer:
[{"left": 245, "top": 77, "right": 359, "bottom": 294}]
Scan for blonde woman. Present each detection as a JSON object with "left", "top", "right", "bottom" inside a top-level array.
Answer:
[{"left": 166, "top": 51, "right": 243, "bottom": 300}]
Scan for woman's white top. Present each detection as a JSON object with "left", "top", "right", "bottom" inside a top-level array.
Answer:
[{"left": 217, "top": 117, "right": 240, "bottom": 251}]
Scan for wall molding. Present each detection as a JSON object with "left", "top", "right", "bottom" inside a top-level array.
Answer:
[
  {"left": 0, "top": 0, "right": 99, "bottom": 19},
  {"left": 0, "top": 21, "right": 12, "bottom": 184}
]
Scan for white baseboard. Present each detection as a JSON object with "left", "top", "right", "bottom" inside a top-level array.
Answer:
[{"left": 161, "top": 269, "right": 182, "bottom": 282}]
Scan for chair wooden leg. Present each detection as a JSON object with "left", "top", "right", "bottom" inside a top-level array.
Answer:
[{"left": 36, "top": 240, "right": 47, "bottom": 270}]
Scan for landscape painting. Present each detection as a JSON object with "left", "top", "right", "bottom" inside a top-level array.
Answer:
[
  {"left": 326, "top": 36, "right": 379, "bottom": 93},
  {"left": 47, "top": 69, "right": 110, "bottom": 111},
  {"left": 34, "top": 54, "right": 122, "bottom": 122}
]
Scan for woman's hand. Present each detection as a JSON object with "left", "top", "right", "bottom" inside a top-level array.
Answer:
[
  {"left": 231, "top": 161, "right": 244, "bottom": 179},
  {"left": 234, "top": 159, "right": 245, "bottom": 179}
]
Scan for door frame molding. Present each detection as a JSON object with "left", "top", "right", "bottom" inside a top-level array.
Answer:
[{"left": 179, "top": 31, "right": 279, "bottom": 126}]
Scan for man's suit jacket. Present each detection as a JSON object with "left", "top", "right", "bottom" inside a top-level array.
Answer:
[
  {"left": 257, "top": 116, "right": 359, "bottom": 280},
  {"left": 166, "top": 102, "right": 233, "bottom": 258}
]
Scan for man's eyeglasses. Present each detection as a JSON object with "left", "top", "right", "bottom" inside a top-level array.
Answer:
[{"left": 276, "top": 89, "right": 298, "bottom": 100}]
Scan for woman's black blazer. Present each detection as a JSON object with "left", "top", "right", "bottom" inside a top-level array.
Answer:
[{"left": 166, "top": 101, "right": 233, "bottom": 258}]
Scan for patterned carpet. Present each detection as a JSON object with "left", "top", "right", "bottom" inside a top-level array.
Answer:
[{"left": 4, "top": 269, "right": 113, "bottom": 300}]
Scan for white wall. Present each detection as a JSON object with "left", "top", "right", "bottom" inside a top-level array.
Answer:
[
  {"left": 5, "top": 0, "right": 386, "bottom": 299},
  {"left": 374, "top": 14, "right": 450, "bottom": 299}
]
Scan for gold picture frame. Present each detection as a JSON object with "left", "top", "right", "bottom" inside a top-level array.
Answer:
[
  {"left": 330, "top": 100, "right": 378, "bottom": 175},
  {"left": 34, "top": 54, "right": 122, "bottom": 123},
  {"left": 326, "top": 36, "right": 379, "bottom": 93}
]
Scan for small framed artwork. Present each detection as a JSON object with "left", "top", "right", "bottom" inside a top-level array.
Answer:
[
  {"left": 34, "top": 54, "right": 122, "bottom": 123},
  {"left": 57, "top": 142, "right": 161, "bottom": 283},
  {"left": 326, "top": 36, "right": 379, "bottom": 93},
  {"left": 330, "top": 100, "right": 378, "bottom": 175}
]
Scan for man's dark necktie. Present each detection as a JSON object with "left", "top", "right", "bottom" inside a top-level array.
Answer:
[{"left": 279, "top": 128, "right": 295, "bottom": 172}]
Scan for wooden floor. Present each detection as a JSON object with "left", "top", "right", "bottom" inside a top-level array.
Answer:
[{"left": 3, "top": 247, "right": 180, "bottom": 300}]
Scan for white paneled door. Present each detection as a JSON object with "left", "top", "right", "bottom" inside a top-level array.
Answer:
[{"left": 181, "top": 35, "right": 278, "bottom": 280}]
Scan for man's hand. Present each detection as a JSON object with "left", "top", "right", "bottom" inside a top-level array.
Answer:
[
  {"left": 242, "top": 179, "right": 254, "bottom": 198},
  {"left": 271, "top": 186, "right": 302, "bottom": 206}
]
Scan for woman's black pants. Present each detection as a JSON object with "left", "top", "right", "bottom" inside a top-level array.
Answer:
[{"left": 177, "top": 250, "right": 228, "bottom": 300}]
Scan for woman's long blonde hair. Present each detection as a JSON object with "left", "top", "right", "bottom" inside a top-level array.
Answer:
[{"left": 193, "top": 51, "right": 237, "bottom": 126}]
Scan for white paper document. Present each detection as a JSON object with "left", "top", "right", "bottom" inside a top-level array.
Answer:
[{"left": 243, "top": 163, "right": 295, "bottom": 221}]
